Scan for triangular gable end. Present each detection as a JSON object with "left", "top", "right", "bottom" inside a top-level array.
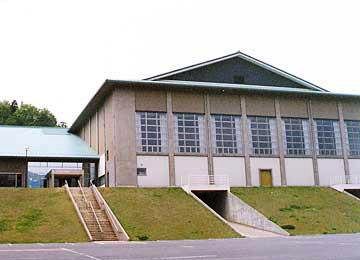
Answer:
[{"left": 146, "top": 51, "right": 327, "bottom": 92}]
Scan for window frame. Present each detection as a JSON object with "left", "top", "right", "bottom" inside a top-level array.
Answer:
[
  {"left": 314, "top": 119, "right": 342, "bottom": 156},
  {"left": 174, "top": 113, "right": 206, "bottom": 153},
  {"left": 345, "top": 120, "right": 360, "bottom": 156},
  {"left": 211, "top": 114, "right": 242, "bottom": 155},
  {"left": 135, "top": 111, "right": 168, "bottom": 153},
  {"left": 248, "top": 116, "right": 278, "bottom": 156},
  {"left": 282, "top": 117, "right": 311, "bottom": 156}
]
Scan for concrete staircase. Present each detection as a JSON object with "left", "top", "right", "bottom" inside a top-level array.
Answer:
[{"left": 69, "top": 187, "right": 118, "bottom": 241}]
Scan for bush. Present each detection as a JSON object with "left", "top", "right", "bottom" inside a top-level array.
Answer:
[{"left": 281, "top": 224, "right": 296, "bottom": 230}]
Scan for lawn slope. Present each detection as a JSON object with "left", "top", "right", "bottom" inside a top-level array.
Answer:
[
  {"left": 0, "top": 188, "right": 88, "bottom": 243},
  {"left": 231, "top": 187, "right": 360, "bottom": 235},
  {"left": 100, "top": 188, "right": 239, "bottom": 241}
]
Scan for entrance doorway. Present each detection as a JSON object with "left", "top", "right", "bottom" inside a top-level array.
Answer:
[
  {"left": 260, "top": 169, "right": 273, "bottom": 187},
  {"left": 54, "top": 175, "right": 80, "bottom": 187},
  {"left": 45, "top": 169, "right": 84, "bottom": 188}
]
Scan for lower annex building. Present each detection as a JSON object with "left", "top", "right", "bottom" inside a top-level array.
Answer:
[{"left": 1, "top": 51, "right": 360, "bottom": 188}]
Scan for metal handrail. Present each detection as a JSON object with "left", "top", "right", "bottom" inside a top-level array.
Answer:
[
  {"left": 182, "top": 175, "right": 230, "bottom": 186},
  {"left": 78, "top": 180, "right": 103, "bottom": 233},
  {"left": 90, "top": 180, "right": 130, "bottom": 240},
  {"left": 331, "top": 175, "right": 360, "bottom": 185},
  {"left": 64, "top": 180, "right": 93, "bottom": 240},
  {"left": 90, "top": 180, "right": 119, "bottom": 234}
]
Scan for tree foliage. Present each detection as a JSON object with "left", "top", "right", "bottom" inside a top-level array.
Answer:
[{"left": 0, "top": 100, "right": 59, "bottom": 127}]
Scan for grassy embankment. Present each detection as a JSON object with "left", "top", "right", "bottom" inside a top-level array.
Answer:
[
  {"left": 100, "top": 188, "right": 240, "bottom": 241},
  {"left": 0, "top": 188, "right": 88, "bottom": 243},
  {"left": 232, "top": 187, "right": 360, "bottom": 235}
]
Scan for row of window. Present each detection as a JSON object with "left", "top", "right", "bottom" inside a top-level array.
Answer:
[{"left": 135, "top": 112, "right": 360, "bottom": 156}]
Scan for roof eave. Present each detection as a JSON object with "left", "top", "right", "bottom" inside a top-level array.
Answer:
[{"left": 69, "top": 79, "right": 360, "bottom": 133}]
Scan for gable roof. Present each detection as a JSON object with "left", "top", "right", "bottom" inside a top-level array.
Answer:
[
  {"left": 0, "top": 126, "right": 98, "bottom": 160},
  {"left": 145, "top": 51, "right": 328, "bottom": 92}
]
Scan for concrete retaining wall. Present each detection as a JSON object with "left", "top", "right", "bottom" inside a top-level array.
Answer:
[{"left": 224, "top": 191, "right": 289, "bottom": 235}]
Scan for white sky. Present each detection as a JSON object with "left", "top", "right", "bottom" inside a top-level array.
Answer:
[{"left": 1, "top": 0, "right": 360, "bottom": 125}]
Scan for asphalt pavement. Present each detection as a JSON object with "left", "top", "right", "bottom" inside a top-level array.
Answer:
[{"left": 1, "top": 233, "right": 360, "bottom": 260}]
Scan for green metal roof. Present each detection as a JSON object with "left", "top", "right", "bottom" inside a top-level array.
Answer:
[{"left": 0, "top": 126, "right": 98, "bottom": 160}]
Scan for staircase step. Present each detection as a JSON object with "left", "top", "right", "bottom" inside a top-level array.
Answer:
[{"left": 69, "top": 186, "right": 119, "bottom": 241}]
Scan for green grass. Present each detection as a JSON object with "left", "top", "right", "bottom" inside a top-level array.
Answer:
[
  {"left": 100, "top": 188, "right": 240, "bottom": 241},
  {"left": 231, "top": 187, "right": 360, "bottom": 235},
  {"left": 0, "top": 188, "right": 88, "bottom": 243}
]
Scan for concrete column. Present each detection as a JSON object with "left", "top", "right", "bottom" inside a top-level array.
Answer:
[
  {"left": 166, "top": 91, "right": 176, "bottom": 186},
  {"left": 96, "top": 110, "right": 99, "bottom": 154},
  {"left": 22, "top": 167, "right": 26, "bottom": 187},
  {"left": 88, "top": 119, "right": 91, "bottom": 147},
  {"left": 104, "top": 93, "right": 116, "bottom": 187},
  {"left": 307, "top": 100, "right": 320, "bottom": 185},
  {"left": 205, "top": 94, "right": 214, "bottom": 176},
  {"left": 113, "top": 88, "right": 138, "bottom": 186},
  {"left": 241, "top": 96, "right": 252, "bottom": 186},
  {"left": 275, "top": 99, "right": 287, "bottom": 186},
  {"left": 51, "top": 173, "right": 55, "bottom": 188},
  {"left": 80, "top": 174, "right": 84, "bottom": 187},
  {"left": 337, "top": 102, "right": 350, "bottom": 183},
  {"left": 103, "top": 97, "right": 110, "bottom": 187}
]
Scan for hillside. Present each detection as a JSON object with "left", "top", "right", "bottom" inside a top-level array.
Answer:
[
  {"left": 232, "top": 187, "right": 360, "bottom": 235},
  {"left": 0, "top": 188, "right": 88, "bottom": 243},
  {"left": 100, "top": 188, "right": 240, "bottom": 241}
]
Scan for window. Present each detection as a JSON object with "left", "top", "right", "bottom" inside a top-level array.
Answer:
[
  {"left": 174, "top": 113, "right": 206, "bottom": 153},
  {"left": 0, "top": 173, "right": 21, "bottom": 188},
  {"left": 314, "top": 119, "right": 342, "bottom": 156},
  {"left": 211, "top": 115, "right": 242, "bottom": 154},
  {"left": 248, "top": 116, "right": 278, "bottom": 155},
  {"left": 136, "top": 112, "right": 168, "bottom": 153},
  {"left": 282, "top": 118, "right": 311, "bottom": 155},
  {"left": 346, "top": 120, "right": 360, "bottom": 156},
  {"left": 137, "top": 168, "right": 147, "bottom": 176}
]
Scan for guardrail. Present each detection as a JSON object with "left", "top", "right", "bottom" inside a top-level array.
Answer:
[
  {"left": 181, "top": 175, "right": 229, "bottom": 190},
  {"left": 78, "top": 180, "right": 103, "bottom": 233},
  {"left": 330, "top": 175, "right": 360, "bottom": 186},
  {"left": 90, "top": 180, "right": 129, "bottom": 241}
]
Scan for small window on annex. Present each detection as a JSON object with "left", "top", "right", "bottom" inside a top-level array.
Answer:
[
  {"left": 174, "top": 113, "right": 206, "bottom": 153},
  {"left": 248, "top": 116, "right": 278, "bottom": 155},
  {"left": 282, "top": 118, "right": 311, "bottom": 155},
  {"left": 0, "top": 173, "right": 22, "bottom": 188},
  {"left": 211, "top": 114, "right": 242, "bottom": 154},
  {"left": 314, "top": 119, "right": 342, "bottom": 156},
  {"left": 135, "top": 112, "right": 168, "bottom": 153}
]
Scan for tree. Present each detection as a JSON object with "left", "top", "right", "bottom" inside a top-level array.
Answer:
[
  {"left": 58, "top": 121, "right": 68, "bottom": 128},
  {"left": 0, "top": 100, "right": 58, "bottom": 127},
  {"left": 10, "top": 100, "right": 18, "bottom": 113}
]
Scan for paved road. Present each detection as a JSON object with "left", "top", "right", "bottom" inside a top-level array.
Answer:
[{"left": 1, "top": 234, "right": 360, "bottom": 260}]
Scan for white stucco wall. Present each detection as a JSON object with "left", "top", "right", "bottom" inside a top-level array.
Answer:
[
  {"left": 213, "top": 157, "right": 246, "bottom": 186},
  {"left": 98, "top": 153, "right": 106, "bottom": 177},
  {"left": 250, "top": 157, "right": 281, "bottom": 186},
  {"left": 285, "top": 158, "right": 314, "bottom": 186},
  {"left": 174, "top": 156, "right": 208, "bottom": 186},
  {"left": 137, "top": 155, "right": 169, "bottom": 187},
  {"left": 348, "top": 159, "right": 360, "bottom": 183},
  {"left": 318, "top": 158, "right": 345, "bottom": 186}
]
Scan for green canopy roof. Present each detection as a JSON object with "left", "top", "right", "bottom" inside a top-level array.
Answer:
[{"left": 0, "top": 126, "right": 98, "bottom": 160}]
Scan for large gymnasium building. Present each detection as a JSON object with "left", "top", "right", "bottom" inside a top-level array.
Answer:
[
  {"left": 70, "top": 51, "right": 360, "bottom": 188},
  {"left": 1, "top": 51, "right": 360, "bottom": 188}
]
